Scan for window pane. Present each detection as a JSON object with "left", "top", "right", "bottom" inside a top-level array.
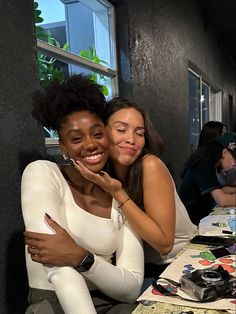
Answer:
[
  {"left": 39, "top": 55, "right": 112, "bottom": 139},
  {"left": 201, "top": 82, "right": 209, "bottom": 126},
  {"left": 38, "top": 52, "right": 69, "bottom": 88},
  {"left": 36, "top": 0, "right": 115, "bottom": 69},
  {"left": 38, "top": 52, "right": 112, "bottom": 97},
  {"left": 188, "top": 69, "right": 222, "bottom": 150},
  {"left": 35, "top": 0, "right": 117, "bottom": 145},
  {"left": 188, "top": 71, "right": 200, "bottom": 150}
]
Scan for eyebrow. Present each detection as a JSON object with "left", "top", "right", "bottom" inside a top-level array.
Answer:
[
  {"left": 67, "top": 123, "right": 104, "bottom": 134},
  {"left": 113, "top": 121, "right": 145, "bottom": 129}
]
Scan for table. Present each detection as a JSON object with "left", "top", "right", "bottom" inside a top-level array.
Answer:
[
  {"left": 133, "top": 301, "right": 227, "bottom": 313},
  {"left": 132, "top": 207, "right": 236, "bottom": 314},
  {"left": 198, "top": 206, "right": 236, "bottom": 236}
]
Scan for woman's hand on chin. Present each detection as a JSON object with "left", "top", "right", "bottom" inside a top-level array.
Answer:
[{"left": 70, "top": 158, "right": 122, "bottom": 196}]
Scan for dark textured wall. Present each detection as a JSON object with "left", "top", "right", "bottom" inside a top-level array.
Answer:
[
  {"left": 111, "top": 1, "right": 133, "bottom": 97},
  {"left": 0, "top": 1, "right": 47, "bottom": 313},
  {"left": 114, "top": 0, "right": 236, "bottom": 186},
  {"left": 0, "top": 1, "right": 235, "bottom": 312}
]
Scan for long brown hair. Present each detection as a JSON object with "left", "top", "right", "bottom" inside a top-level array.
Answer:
[{"left": 104, "top": 97, "right": 164, "bottom": 207}]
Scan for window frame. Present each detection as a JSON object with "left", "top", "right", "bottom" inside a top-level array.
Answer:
[
  {"left": 188, "top": 67, "right": 223, "bottom": 150},
  {"left": 35, "top": 0, "right": 118, "bottom": 147}
]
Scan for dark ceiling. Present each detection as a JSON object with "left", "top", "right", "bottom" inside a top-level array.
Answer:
[
  {"left": 110, "top": 0, "right": 236, "bottom": 65},
  {"left": 199, "top": 0, "right": 236, "bottom": 64}
]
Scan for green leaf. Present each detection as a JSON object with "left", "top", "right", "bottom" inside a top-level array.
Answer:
[
  {"left": 34, "top": 0, "right": 44, "bottom": 24},
  {"left": 35, "top": 10, "right": 43, "bottom": 23},
  {"left": 89, "top": 73, "right": 97, "bottom": 82},
  {"left": 36, "top": 25, "right": 44, "bottom": 33},
  {"left": 54, "top": 39, "right": 61, "bottom": 48},
  {"left": 63, "top": 42, "right": 69, "bottom": 51},
  {"left": 79, "top": 50, "right": 89, "bottom": 58},
  {"left": 93, "top": 56, "right": 100, "bottom": 64},
  {"left": 79, "top": 46, "right": 108, "bottom": 67},
  {"left": 102, "top": 85, "right": 109, "bottom": 96},
  {"left": 89, "top": 46, "right": 96, "bottom": 59}
]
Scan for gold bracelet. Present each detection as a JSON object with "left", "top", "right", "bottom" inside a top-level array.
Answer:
[{"left": 118, "top": 198, "right": 130, "bottom": 208}]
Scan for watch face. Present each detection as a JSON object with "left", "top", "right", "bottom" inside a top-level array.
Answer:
[{"left": 77, "top": 253, "right": 94, "bottom": 272}]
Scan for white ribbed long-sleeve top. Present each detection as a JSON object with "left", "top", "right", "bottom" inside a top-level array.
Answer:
[{"left": 21, "top": 160, "right": 144, "bottom": 314}]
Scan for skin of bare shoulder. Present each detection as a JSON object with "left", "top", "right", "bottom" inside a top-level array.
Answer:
[{"left": 141, "top": 154, "right": 176, "bottom": 254}]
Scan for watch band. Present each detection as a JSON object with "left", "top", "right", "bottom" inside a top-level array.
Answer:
[{"left": 75, "top": 252, "right": 95, "bottom": 273}]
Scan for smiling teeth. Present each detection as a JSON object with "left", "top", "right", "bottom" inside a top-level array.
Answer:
[{"left": 84, "top": 154, "right": 101, "bottom": 160}]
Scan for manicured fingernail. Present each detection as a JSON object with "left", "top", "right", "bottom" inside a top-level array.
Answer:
[
  {"left": 69, "top": 159, "right": 74, "bottom": 165},
  {"left": 99, "top": 171, "right": 105, "bottom": 176},
  {"left": 70, "top": 158, "right": 79, "bottom": 165},
  {"left": 45, "top": 213, "right": 51, "bottom": 219}
]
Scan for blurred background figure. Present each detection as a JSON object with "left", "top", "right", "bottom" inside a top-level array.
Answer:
[
  {"left": 179, "top": 132, "right": 236, "bottom": 225},
  {"left": 198, "top": 121, "right": 227, "bottom": 148},
  {"left": 181, "top": 121, "right": 227, "bottom": 186}
]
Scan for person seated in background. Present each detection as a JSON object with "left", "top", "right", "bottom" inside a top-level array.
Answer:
[
  {"left": 181, "top": 121, "right": 227, "bottom": 185},
  {"left": 179, "top": 132, "right": 236, "bottom": 225},
  {"left": 25, "top": 97, "right": 197, "bottom": 293},
  {"left": 21, "top": 75, "right": 144, "bottom": 314},
  {"left": 197, "top": 121, "right": 227, "bottom": 147},
  {"left": 197, "top": 120, "right": 236, "bottom": 187}
]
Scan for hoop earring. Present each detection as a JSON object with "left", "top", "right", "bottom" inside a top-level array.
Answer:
[{"left": 62, "top": 153, "right": 69, "bottom": 160}]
